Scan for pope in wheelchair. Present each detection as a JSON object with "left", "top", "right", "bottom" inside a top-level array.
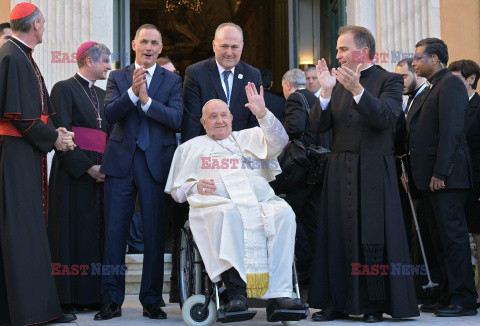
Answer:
[{"left": 165, "top": 84, "right": 308, "bottom": 324}]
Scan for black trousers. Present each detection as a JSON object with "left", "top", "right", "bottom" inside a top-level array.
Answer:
[
  {"left": 285, "top": 182, "right": 323, "bottom": 287},
  {"left": 422, "top": 189, "right": 477, "bottom": 307}
]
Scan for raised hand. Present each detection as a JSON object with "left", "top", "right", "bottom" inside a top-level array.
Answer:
[
  {"left": 336, "top": 63, "right": 364, "bottom": 96},
  {"left": 132, "top": 67, "right": 147, "bottom": 96},
  {"left": 244, "top": 82, "right": 267, "bottom": 119},
  {"left": 316, "top": 59, "right": 337, "bottom": 98}
]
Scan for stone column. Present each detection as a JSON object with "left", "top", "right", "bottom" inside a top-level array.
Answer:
[{"left": 345, "top": 0, "right": 441, "bottom": 72}]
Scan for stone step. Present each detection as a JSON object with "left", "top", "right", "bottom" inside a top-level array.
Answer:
[{"left": 125, "top": 254, "right": 172, "bottom": 295}]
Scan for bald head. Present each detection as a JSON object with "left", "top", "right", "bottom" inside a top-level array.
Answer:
[{"left": 200, "top": 99, "right": 233, "bottom": 140}]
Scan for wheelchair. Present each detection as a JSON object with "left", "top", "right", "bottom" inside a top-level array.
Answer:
[{"left": 177, "top": 221, "right": 309, "bottom": 326}]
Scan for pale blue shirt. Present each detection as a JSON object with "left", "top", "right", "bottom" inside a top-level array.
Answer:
[
  {"left": 127, "top": 62, "right": 156, "bottom": 112},
  {"left": 216, "top": 60, "right": 235, "bottom": 106}
]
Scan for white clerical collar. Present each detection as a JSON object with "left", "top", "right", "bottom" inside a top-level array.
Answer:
[
  {"left": 359, "top": 63, "right": 374, "bottom": 72},
  {"left": 469, "top": 93, "right": 475, "bottom": 101},
  {"left": 135, "top": 62, "right": 156, "bottom": 77},
  {"left": 215, "top": 59, "right": 235, "bottom": 77},
  {"left": 77, "top": 72, "right": 94, "bottom": 88},
  {"left": 12, "top": 35, "right": 33, "bottom": 49}
]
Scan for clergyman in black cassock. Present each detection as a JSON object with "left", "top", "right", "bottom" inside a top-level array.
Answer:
[
  {"left": 48, "top": 42, "right": 112, "bottom": 310},
  {"left": 307, "top": 26, "right": 419, "bottom": 322},
  {"left": 0, "top": 3, "right": 76, "bottom": 325}
]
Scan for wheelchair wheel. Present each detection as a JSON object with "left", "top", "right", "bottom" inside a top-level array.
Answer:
[
  {"left": 177, "top": 226, "right": 195, "bottom": 307},
  {"left": 181, "top": 294, "right": 216, "bottom": 326}
]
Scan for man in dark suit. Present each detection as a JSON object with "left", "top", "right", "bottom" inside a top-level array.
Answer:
[
  {"left": 261, "top": 67, "right": 285, "bottom": 121},
  {"left": 182, "top": 22, "right": 262, "bottom": 142},
  {"left": 279, "top": 68, "right": 331, "bottom": 292},
  {"left": 95, "top": 24, "right": 183, "bottom": 321},
  {"left": 408, "top": 37, "right": 478, "bottom": 317}
]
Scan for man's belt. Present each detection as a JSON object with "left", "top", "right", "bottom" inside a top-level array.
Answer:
[
  {"left": 72, "top": 126, "right": 107, "bottom": 153},
  {"left": 0, "top": 115, "right": 49, "bottom": 137}
]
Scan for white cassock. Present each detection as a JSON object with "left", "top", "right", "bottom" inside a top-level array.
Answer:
[{"left": 165, "top": 110, "right": 296, "bottom": 299}]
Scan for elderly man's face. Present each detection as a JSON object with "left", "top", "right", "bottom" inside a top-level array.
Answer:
[
  {"left": 212, "top": 26, "right": 243, "bottom": 70},
  {"left": 305, "top": 69, "right": 320, "bottom": 94},
  {"left": 201, "top": 101, "right": 233, "bottom": 140}
]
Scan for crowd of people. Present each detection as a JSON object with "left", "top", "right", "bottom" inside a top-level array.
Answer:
[{"left": 0, "top": 2, "right": 479, "bottom": 325}]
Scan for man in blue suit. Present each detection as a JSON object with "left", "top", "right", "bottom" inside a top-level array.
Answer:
[
  {"left": 182, "top": 22, "right": 262, "bottom": 142},
  {"left": 95, "top": 24, "right": 182, "bottom": 321}
]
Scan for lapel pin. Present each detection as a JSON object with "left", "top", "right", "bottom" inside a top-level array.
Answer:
[{"left": 238, "top": 74, "right": 243, "bottom": 79}]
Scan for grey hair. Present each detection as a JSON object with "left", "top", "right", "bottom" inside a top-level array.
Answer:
[
  {"left": 304, "top": 66, "right": 316, "bottom": 74},
  {"left": 214, "top": 22, "right": 243, "bottom": 42},
  {"left": 10, "top": 7, "right": 41, "bottom": 33},
  {"left": 77, "top": 43, "right": 111, "bottom": 68},
  {"left": 282, "top": 69, "right": 306, "bottom": 88},
  {"left": 202, "top": 99, "right": 230, "bottom": 118}
]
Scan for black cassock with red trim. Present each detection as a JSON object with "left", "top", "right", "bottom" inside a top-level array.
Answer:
[{"left": 0, "top": 37, "right": 63, "bottom": 325}]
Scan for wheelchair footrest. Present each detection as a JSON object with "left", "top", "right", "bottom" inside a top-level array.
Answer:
[
  {"left": 217, "top": 308, "right": 257, "bottom": 323},
  {"left": 266, "top": 308, "right": 309, "bottom": 322}
]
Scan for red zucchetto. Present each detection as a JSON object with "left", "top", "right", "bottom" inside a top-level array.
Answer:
[
  {"left": 10, "top": 2, "right": 37, "bottom": 20},
  {"left": 76, "top": 42, "right": 98, "bottom": 63}
]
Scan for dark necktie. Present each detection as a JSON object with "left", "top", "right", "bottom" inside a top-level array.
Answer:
[
  {"left": 137, "top": 72, "right": 150, "bottom": 151},
  {"left": 405, "top": 93, "right": 415, "bottom": 116},
  {"left": 223, "top": 70, "right": 232, "bottom": 103}
]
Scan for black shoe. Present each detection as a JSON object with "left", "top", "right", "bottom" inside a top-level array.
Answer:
[
  {"left": 311, "top": 309, "right": 349, "bottom": 321},
  {"left": 94, "top": 302, "right": 122, "bottom": 320},
  {"left": 50, "top": 314, "right": 77, "bottom": 323},
  {"left": 268, "top": 297, "right": 306, "bottom": 311},
  {"left": 363, "top": 312, "right": 383, "bottom": 323},
  {"left": 434, "top": 304, "right": 478, "bottom": 317},
  {"left": 225, "top": 299, "right": 248, "bottom": 312},
  {"left": 143, "top": 303, "right": 167, "bottom": 319},
  {"left": 420, "top": 302, "right": 446, "bottom": 313}
]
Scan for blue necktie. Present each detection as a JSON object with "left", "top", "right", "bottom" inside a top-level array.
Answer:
[
  {"left": 223, "top": 70, "right": 231, "bottom": 104},
  {"left": 137, "top": 72, "right": 150, "bottom": 151}
]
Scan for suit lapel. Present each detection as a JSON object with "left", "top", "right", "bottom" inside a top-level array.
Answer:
[
  {"left": 406, "top": 84, "right": 433, "bottom": 129},
  {"left": 229, "top": 61, "right": 245, "bottom": 108},
  {"left": 148, "top": 64, "right": 164, "bottom": 98},
  {"left": 125, "top": 64, "right": 134, "bottom": 90},
  {"left": 208, "top": 57, "right": 228, "bottom": 102}
]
